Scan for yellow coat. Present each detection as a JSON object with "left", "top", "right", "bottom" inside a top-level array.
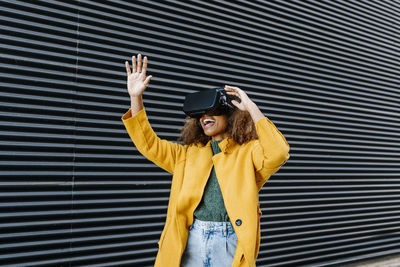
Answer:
[{"left": 122, "top": 108, "right": 290, "bottom": 267}]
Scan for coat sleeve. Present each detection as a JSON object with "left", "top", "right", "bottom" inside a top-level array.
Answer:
[
  {"left": 251, "top": 117, "right": 290, "bottom": 189},
  {"left": 121, "top": 108, "right": 184, "bottom": 174}
]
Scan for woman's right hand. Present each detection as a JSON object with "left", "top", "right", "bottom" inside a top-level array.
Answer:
[{"left": 125, "top": 54, "right": 152, "bottom": 97}]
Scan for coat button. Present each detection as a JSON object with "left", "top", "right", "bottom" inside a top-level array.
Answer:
[{"left": 235, "top": 219, "right": 242, "bottom": 226}]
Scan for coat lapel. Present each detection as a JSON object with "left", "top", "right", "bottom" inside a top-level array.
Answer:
[{"left": 176, "top": 142, "right": 213, "bottom": 228}]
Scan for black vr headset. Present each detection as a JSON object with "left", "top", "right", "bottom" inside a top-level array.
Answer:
[{"left": 183, "top": 87, "right": 239, "bottom": 118}]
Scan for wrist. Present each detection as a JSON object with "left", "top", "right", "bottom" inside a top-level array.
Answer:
[
  {"left": 246, "top": 101, "right": 264, "bottom": 123},
  {"left": 130, "top": 95, "right": 143, "bottom": 105},
  {"left": 130, "top": 94, "right": 143, "bottom": 99},
  {"left": 130, "top": 95, "right": 144, "bottom": 115},
  {"left": 245, "top": 100, "right": 257, "bottom": 111}
]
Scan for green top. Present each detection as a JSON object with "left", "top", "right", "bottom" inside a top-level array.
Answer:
[{"left": 193, "top": 140, "right": 230, "bottom": 222}]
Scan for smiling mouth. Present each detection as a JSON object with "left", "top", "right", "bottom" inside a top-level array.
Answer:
[{"left": 203, "top": 118, "right": 215, "bottom": 129}]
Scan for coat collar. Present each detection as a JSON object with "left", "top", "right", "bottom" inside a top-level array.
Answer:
[{"left": 198, "top": 137, "right": 236, "bottom": 154}]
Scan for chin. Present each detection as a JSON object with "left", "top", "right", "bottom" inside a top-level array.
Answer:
[
  {"left": 203, "top": 129, "right": 224, "bottom": 137},
  {"left": 202, "top": 128, "right": 214, "bottom": 136},
  {"left": 203, "top": 131, "right": 215, "bottom": 137}
]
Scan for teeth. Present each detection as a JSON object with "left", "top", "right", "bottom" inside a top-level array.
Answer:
[
  {"left": 204, "top": 119, "right": 215, "bottom": 124},
  {"left": 203, "top": 119, "right": 215, "bottom": 126}
]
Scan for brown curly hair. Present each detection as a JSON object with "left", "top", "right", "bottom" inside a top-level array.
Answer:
[{"left": 179, "top": 109, "right": 258, "bottom": 145}]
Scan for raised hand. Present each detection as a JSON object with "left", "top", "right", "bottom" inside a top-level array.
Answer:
[
  {"left": 224, "top": 85, "right": 252, "bottom": 111},
  {"left": 125, "top": 54, "right": 152, "bottom": 97},
  {"left": 225, "top": 85, "right": 265, "bottom": 123}
]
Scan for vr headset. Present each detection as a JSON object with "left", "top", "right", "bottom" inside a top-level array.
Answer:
[{"left": 183, "top": 87, "right": 239, "bottom": 118}]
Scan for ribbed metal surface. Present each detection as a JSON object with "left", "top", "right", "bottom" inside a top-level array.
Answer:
[{"left": 0, "top": 0, "right": 399, "bottom": 266}]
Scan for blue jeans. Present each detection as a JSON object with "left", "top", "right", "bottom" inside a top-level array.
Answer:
[{"left": 181, "top": 218, "right": 238, "bottom": 267}]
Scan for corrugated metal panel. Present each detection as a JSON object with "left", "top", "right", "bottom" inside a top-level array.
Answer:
[{"left": 0, "top": 0, "right": 399, "bottom": 266}]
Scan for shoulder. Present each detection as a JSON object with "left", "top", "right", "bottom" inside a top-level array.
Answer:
[
  {"left": 239, "top": 139, "right": 259, "bottom": 148},
  {"left": 235, "top": 139, "right": 261, "bottom": 156},
  {"left": 226, "top": 139, "right": 257, "bottom": 154},
  {"left": 183, "top": 142, "right": 203, "bottom": 153}
]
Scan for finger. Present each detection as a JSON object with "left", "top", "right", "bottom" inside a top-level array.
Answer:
[
  {"left": 226, "top": 91, "right": 239, "bottom": 96},
  {"left": 227, "top": 91, "right": 240, "bottom": 97},
  {"left": 144, "top": 75, "right": 152, "bottom": 87},
  {"left": 132, "top": 55, "right": 137, "bottom": 73},
  {"left": 137, "top": 54, "right": 142, "bottom": 73},
  {"left": 125, "top": 61, "right": 131, "bottom": 75},
  {"left": 142, "top": 56, "right": 148, "bottom": 76},
  {"left": 225, "top": 87, "right": 241, "bottom": 94},
  {"left": 226, "top": 85, "right": 241, "bottom": 91}
]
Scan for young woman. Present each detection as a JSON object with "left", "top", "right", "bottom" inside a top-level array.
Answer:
[{"left": 122, "top": 54, "right": 290, "bottom": 267}]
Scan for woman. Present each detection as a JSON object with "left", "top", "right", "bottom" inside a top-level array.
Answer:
[{"left": 122, "top": 54, "right": 290, "bottom": 267}]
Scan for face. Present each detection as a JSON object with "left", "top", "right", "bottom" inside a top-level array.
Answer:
[{"left": 199, "top": 114, "right": 229, "bottom": 141}]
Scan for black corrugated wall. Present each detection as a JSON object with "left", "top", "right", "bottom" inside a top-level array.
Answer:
[{"left": 1, "top": 0, "right": 399, "bottom": 266}]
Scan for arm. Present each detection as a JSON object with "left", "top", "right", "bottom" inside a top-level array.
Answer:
[
  {"left": 225, "top": 85, "right": 290, "bottom": 187},
  {"left": 122, "top": 54, "right": 183, "bottom": 173}
]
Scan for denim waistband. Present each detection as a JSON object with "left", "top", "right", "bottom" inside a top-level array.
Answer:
[{"left": 190, "top": 218, "right": 235, "bottom": 236}]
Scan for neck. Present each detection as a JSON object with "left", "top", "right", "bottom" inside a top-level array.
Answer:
[{"left": 212, "top": 132, "right": 229, "bottom": 141}]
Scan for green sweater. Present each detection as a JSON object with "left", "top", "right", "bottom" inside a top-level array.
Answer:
[{"left": 193, "top": 140, "right": 230, "bottom": 222}]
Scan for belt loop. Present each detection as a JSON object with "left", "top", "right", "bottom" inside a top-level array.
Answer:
[{"left": 224, "top": 222, "right": 227, "bottom": 237}]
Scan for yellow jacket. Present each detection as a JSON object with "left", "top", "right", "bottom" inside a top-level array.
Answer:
[{"left": 122, "top": 108, "right": 290, "bottom": 267}]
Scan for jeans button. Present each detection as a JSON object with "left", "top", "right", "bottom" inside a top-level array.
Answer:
[{"left": 235, "top": 219, "right": 242, "bottom": 226}]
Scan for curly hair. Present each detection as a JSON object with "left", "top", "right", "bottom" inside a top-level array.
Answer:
[{"left": 179, "top": 109, "right": 258, "bottom": 145}]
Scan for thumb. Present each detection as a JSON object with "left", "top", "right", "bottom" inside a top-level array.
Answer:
[
  {"left": 231, "top": 100, "right": 241, "bottom": 109},
  {"left": 144, "top": 75, "right": 152, "bottom": 87}
]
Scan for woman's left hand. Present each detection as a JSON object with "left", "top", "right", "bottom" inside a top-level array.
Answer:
[
  {"left": 224, "top": 85, "right": 253, "bottom": 111},
  {"left": 225, "top": 85, "right": 265, "bottom": 123}
]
